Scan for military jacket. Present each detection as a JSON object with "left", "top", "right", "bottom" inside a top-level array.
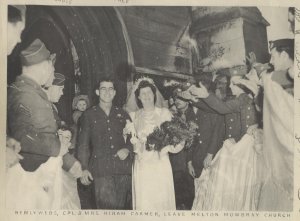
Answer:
[
  {"left": 202, "top": 93, "right": 258, "bottom": 142},
  {"left": 7, "top": 75, "right": 61, "bottom": 171},
  {"left": 185, "top": 105, "right": 225, "bottom": 178},
  {"left": 77, "top": 105, "right": 133, "bottom": 177}
]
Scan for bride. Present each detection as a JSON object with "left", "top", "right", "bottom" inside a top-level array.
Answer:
[{"left": 125, "top": 77, "right": 184, "bottom": 210}]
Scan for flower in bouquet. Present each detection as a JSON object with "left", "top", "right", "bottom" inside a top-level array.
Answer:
[
  {"left": 123, "top": 120, "right": 138, "bottom": 144},
  {"left": 145, "top": 115, "right": 198, "bottom": 152}
]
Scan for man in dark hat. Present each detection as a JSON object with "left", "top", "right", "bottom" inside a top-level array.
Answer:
[
  {"left": 169, "top": 86, "right": 195, "bottom": 210},
  {"left": 7, "top": 5, "right": 26, "bottom": 55},
  {"left": 7, "top": 39, "right": 70, "bottom": 172},
  {"left": 44, "top": 73, "right": 82, "bottom": 176}
]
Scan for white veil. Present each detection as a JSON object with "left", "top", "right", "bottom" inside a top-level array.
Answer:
[{"left": 124, "top": 77, "right": 168, "bottom": 113}]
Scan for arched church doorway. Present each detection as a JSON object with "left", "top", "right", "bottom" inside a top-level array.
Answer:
[{"left": 8, "top": 6, "right": 133, "bottom": 124}]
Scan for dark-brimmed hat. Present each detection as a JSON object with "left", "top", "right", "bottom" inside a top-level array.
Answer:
[
  {"left": 52, "top": 73, "right": 65, "bottom": 86},
  {"left": 20, "top": 39, "right": 56, "bottom": 66},
  {"left": 269, "top": 39, "right": 294, "bottom": 51}
]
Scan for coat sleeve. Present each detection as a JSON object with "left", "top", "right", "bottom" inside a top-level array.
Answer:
[
  {"left": 191, "top": 98, "right": 218, "bottom": 114},
  {"left": 207, "top": 114, "right": 225, "bottom": 156},
  {"left": 62, "top": 153, "right": 77, "bottom": 171},
  {"left": 76, "top": 111, "right": 91, "bottom": 170},
  {"left": 8, "top": 93, "right": 60, "bottom": 157},
  {"left": 203, "top": 94, "right": 241, "bottom": 114}
]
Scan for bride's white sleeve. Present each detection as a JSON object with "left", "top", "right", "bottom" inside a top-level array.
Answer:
[{"left": 160, "top": 108, "right": 173, "bottom": 122}]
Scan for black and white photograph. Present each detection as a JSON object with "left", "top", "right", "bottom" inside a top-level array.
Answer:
[{"left": 1, "top": 0, "right": 300, "bottom": 220}]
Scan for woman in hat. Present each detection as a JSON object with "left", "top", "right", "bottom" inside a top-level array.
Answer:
[{"left": 181, "top": 73, "right": 264, "bottom": 210}]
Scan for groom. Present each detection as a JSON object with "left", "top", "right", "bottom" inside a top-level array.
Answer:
[{"left": 77, "top": 77, "right": 133, "bottom": 209}]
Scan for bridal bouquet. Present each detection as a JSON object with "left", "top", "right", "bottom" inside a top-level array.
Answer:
[{"left": 146, "top": 116, "right": 198, "bottom": 152}]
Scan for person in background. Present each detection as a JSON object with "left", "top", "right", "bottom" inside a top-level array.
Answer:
[
  {"left": 256, "top": 39, "right": 294, "bottom": 211},
  {"left": 6, "top": 5, "right": 26, "bottom": 170},
  {"left": 71, "top": 95, "right": 93, "bottom": 209},
  {"left": 7, "top": 5, "right": 26, "bottom": 55},
  {"left": 169, "top": 87, "right": 195, "bottom": 210},
  {"left": 6, "top": 39, "right": 71, "bottom": 209},
  {"left": 72, "top": 95, "right": 90, "bottom": 125},
  {"left": 186, "top": 73, "right": 225, "bottom": 186},
  {"left": 181, "top": 71, "right": 263, "bottom": 210}
]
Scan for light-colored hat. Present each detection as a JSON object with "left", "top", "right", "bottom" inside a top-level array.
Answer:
[
  {"left": 20, "top": 39, "right": 56, "bottom": 66},
  {"left": 52, "top": 73, "right": 65, "bottom": 86},
  {"left": 72, "top": 95, "right": 90, "bottom": 110}
]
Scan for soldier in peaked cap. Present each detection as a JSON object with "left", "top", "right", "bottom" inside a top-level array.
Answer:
[
  {"left": 44, "top": 72, "right": 66, "bottom": 128},
  {"left": 7, "top": 39, "right": 71, "bottom": 173}
]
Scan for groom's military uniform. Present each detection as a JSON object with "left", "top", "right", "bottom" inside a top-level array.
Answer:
[{"left": 77, "top": 105, "right": 133, "bottom": 209}]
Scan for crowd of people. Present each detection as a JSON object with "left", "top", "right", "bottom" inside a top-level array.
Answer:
[{"left": 6, "top": 5, "right": 295, "bottom": 211}]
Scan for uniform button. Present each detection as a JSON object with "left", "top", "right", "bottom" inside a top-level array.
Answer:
[
  {"left": 230, "top": 119, "right": 233, "bottom": 122},
  {"left": 111, "top": 145, "right": 114, "bottom": 149},
  {"left": 199, "top": 141, "right": 202, "bottom": 144},
  {"left": 107, "top": 120, "right": 110, "bottom": 123},
  {"left": 94, "top": 155, "right": 97, "bottom": 158},
  {"left": 229, "top": 127, "right": 232, "bottom": 129},
  {"left": 246, "top": 125, "right": 249, "bottom": 128},
  {"left": 110, "top": 137, "right": 112, "bottom": 140},
  {"left": 94, "top": 120, "right": 97, "bottom": 123},
  {"left": 197, "top": 133, "right": 201, "bottom": 136},
  {"left": 228, "top": 134, "right": 232, "bottom": 137},
  {"left": 108, "top": 128, "right": 111, "bottom": 131},
  {"left": 247, "top": 116, "right": 250, "bottom": 119},
  {"left": 248, "top": 107, "right": 251, "bottom": 110}
]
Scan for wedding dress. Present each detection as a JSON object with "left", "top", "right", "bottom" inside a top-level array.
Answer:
[{"left": 130, "top": 107, "right": 176, "bottom": 210}]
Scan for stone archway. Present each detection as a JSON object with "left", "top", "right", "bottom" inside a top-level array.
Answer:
[{"left": 8, "top": 6, "right": 133, "bottom": 124}]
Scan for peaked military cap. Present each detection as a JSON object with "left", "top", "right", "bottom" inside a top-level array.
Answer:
[
  {"left": 20, "top": 39, "right": 56, "bottom": 66},
  {"left": 52, "top": 73, "right": 65, "bottom": 86}
]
